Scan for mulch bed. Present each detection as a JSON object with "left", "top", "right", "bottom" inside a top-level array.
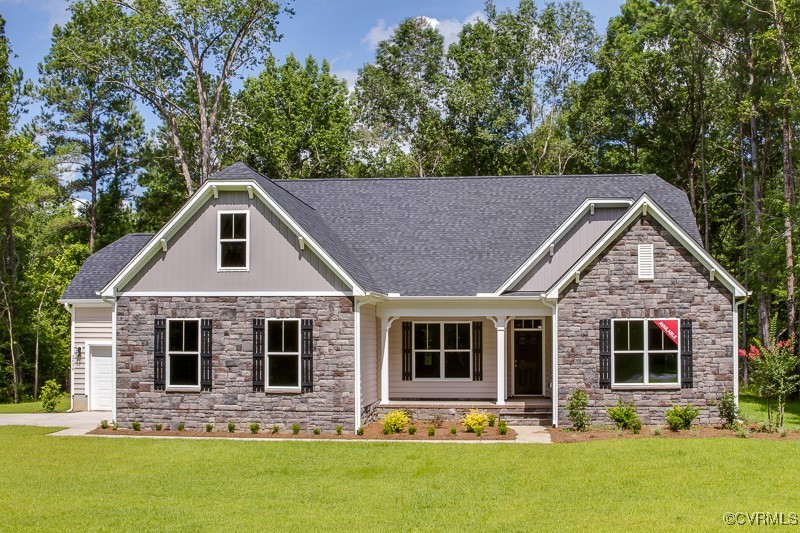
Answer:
[
  {"left": 548, "top": 425, "right": 800, "bottom": 443},
  {"left": 89, "top": 421, "right": 516, "bottom": 441}
]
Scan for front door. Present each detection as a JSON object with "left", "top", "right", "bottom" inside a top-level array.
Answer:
[{"left": 514, "top": 329, "right": 543, "bottom": 395}]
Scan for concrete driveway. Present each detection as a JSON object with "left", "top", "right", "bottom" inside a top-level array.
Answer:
[{"left": 0, "top": 411, "right": 109, "bottom": 436}]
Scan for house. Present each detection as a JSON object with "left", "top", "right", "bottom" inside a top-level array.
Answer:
[{"left": 59, "top": 162, "right": 747, "bottom": 431}]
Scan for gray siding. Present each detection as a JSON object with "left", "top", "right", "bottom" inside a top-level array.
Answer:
[
  {"left": 72, "top": 305, "right": 113, "bottom": 397},
  {"left": 511, "top": 207, "right": 626, "bottom": 293},
  {"left": 360, "top": 304, "right": 379, "bottom": 407},
  {"left": 389, "top": 317, "right": 497, "bottom": 400},
  {"left": 123, "top": 191, "right": 349, "bottom": 293}
]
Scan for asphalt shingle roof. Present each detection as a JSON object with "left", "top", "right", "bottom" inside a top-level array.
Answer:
[{"left": 60, "top": 233, "right": 153, "bottom": 300}]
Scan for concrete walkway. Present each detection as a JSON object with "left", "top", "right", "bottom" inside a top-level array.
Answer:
[
  {"left": 509, "top": 425, "right": 552, "bottom": 444},
  {"left": 0, "top": 411, "right": 110, "bottom": 436}
]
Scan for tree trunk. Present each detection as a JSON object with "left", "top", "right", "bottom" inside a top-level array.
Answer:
[
  {"left": 88, "top": 100, "right": 98, "bottom": 253},
  {"left": 739, "top": 124, "right": 749, "bottom": 386},
  {"left": 782, "top": 107, "right": 796, "bottom": 340},
  {"left": 699, "top": 56, "right": 710, "bottom": 250}
]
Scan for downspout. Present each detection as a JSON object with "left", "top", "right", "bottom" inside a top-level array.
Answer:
[
  {"left": 354, "top": 293, "right": 373, "bottom": 433},
  {"left": 66, "top": 303, "right": 75, "bottom": 413},
  {"left": 102, "top": 294, "right": 117, "bottom": 423},
  {"left": 541, "top": 295, "right": 558, "bottom": 427},
  {"left": 733, "top": 293, "right": 750, "bottom": 407}
]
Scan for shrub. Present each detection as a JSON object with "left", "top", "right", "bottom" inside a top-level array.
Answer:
[
  {"left": 431, "top": 415, "right": 444, "bottom": 429},
  {"left": 474, "top": 427, "right": 483, "bottom": 437},
  {"left": 272, "top": 425, "right": 280, "bottom": 435},
  {"left": 112, "top": 421, "right": 119, "bottom": 431},
  {"left": 690, "top": 426, "right": 700, "bottom": 437},
  {"left": 408, "top": 425, "right": 417, "bottom": 435},
  {"left": 131, "top": 421, "right": 141, "bottom": 431},
  {"left": 100, "top": 420, "right": 109, "bottom": 430},
  {"left": 155, "top": 423, "right": 163, "bottom": 431},
  {"left": 651, "top": 426, "right": 661, "bottom": 436},
  {"left": 249, "top": 423, "right": 260, "bottom": 434},
  {"left": 177, "top": 422, "right": 185, "bottom": 431},
  {"left": 205, "top": 424, "right": 213, "bottom": 433},
  {"left": 488, "top": 414, "right": 496, "bottom": 427},
  {"left": 292, "top": 424, "right": 301, "bottom": 435},
  {"left": 450, "top": 427, "right": 457, "bottom": 435},
  {"left": 335, "top": 425, "right": 343, "bottom": 435},
  {"left": 227, "top": 422, "right": 235, "bottom": 433},
  {"left": 665, "top": 404, "right": 701, "bottom": 431},
  {"left": 313, "top": 428, "right": 321, "bottom": 435},
  {"left": 718, "top": 392, "right": 738, "bottom": 429},
  {"left": 381, "top": 410, "right": 410, "bottom": 433},
  {"left": 427, "top": 427, "right": 435, "bottom": 437},
  {"left": 606, "top": 398, "right": 641, "bottom": 431},
  {"left": 498, "top": 420, "right": 507, "bottom": 435},
  {"left": 566, "top": 390, "right": 590, "bottom": 431},
  {"left": 40, "top": 380, "right": 62, "bottom": 413},
  {"left": 462, "top": 409, "right": 489, "bottom": 433},
  {"left": 779, "top": 427, "right": 788, "bottom": 438},
  {"left": 356, "top": 426, "right": 364, "bottom": 436},
  {"left": 735, "top": 426, "right": 749, "bottom": 439}
]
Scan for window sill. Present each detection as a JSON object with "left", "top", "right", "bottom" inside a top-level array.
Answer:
[
  {"left": 264, "top": 387, "right": 302, "bottom": 394},
  {"left": 217, "top": 268, "right": 249, "bottom": 273},
  {"left": 412, "top": 378, "right": 472, "bottom": 382},
  {"left": 165, "top": 386, "right": 202, "bottom": 393},
  {"left": 611, "top": 384, "right": 680, "bottom": 390}
]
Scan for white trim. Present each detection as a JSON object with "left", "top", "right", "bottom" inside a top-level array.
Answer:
[
  {"left": 410, "top": 321, "right": 473, "bottom": 381},
  {"left": 58, "top": 298, "right": 108, "bottom": 306},
  {"left": 733, "top": 297, "right": 746, "bottom": 407},
  {"left": 166, "top": 318, "right": 202, "bottom": 391},
  {"left": 217, "top": 210, "right": 250, "bottom": 272},
  {"left": 611, "top": 318, "right": 680, "bottom": 387},
  {"left": 510, "top": 318, "right": 546, "bottom": 397},
  {"left": 99, "top": 179, "right": 365, "bottom": 297},
  {"left": 546, "top": 194, "right": 748, "bottom": 299},
  {"left": 85, "top": 340, "right": 113, "bottom": 411},
  {"left": 265, "top": 318, "right": 302, "bottom": 390},
  {"left": 111, "top": 300, "right": 117, "bottom": 422},
  {"left": 495, "top": 198, "right": 634, "bottom": 295},
  {"left": 488, "top": 316, "right": 511, "bottom": 405},
  {"left": 637, "top": 244, "right": 654, "bottom": 280},
  {"left": 68, "top": 304, "right": 75, "bottom": 410},
  {"left": 379, "top": 317, "right": 397, "bottom": 404},
  {"left": 539, "top": 298, "right": 559, "bottom": 426},
  {"left": 121, "top": 291, "right": 352, "bottom": 297}
]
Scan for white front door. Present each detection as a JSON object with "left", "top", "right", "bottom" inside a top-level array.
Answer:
[{"left": 89, "top": 345, "right": 113, "bottom": 411}]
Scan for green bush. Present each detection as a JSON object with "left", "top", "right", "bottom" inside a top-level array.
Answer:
[
  {"left": 488, "top": 413, "right": 496, "bottom": 427},
  {"left": 335, "top": 425, "right": 343, "bottom": 435},
  {"left": 651, "top": 426, "right": 661, "bottom": 436},
  {"left": 566, "top": 389, "right": 590, "bottom": 431},
  {"left": 474, "top": 427, "right": 483, "bottom": 437},
  {"left": 39, "top": 380, "right": 62, "bottom": 413},
  {"left": 313, "top": 428, "right": 321, "bottom": 435},
  {"left": 250, "top": 423, "right": 260, "bottom": 434},
  {"left": 272, "top": 425, "right": 280, "bottom": 435},
  {"left": 112, "top": 421, "right": 119, "bottom": 431},
  {"left": 227, "top": 422, "right": 235, "bottom": 433},
  {"left": 100, "top": 420, "right": 109, "bottom": 430},
  {"left": 408, "top": 425, "right": 416, "bottom": 435},
  {"left": 291, "top": 424, "right": 301, "bottom": 435},
  {"left": 450, "top": 427, "right": 457, "bottom": 435},
  {"left": 606, "top": 398, "right": 641, "bottom": 432},
  {"left": 177, "top": 422, "right": 185, "bottom": 431},
  {"left": 131, "top": 421, "right": 141, "bottom": 431},
  {"left": 462, "top": 409, "right": 489, "bottom": 433},
  {"left": 427, "top": 427, "right": 435, "bottom": 436},
  {"left": 665, "top": 404, "right": 701, "bottom": 431},
  {"left": 205, "top": 424, "right": 213, "bottom": 433},
  {"left": 356, "top": 426, "right": 364, "bottom": 436},
  {"left": 155, "top": 423, "right": 163, "bottom": 431},
  {"left": 498, "top": 420, "right": 508, "bottom": 435},
  {"left": 381, "top": 410, "right": 410, "bottom": 433},
  {"left": 718, "top": 392, "right": 738, "bottom": 428}
]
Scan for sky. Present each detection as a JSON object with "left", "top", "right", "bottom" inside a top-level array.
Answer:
[{"left": 0, "top": 0, "right": 624, "bottom": 131}]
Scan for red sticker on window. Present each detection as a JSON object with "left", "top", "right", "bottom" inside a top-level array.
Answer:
[{"left": 653, "top": 319, "right": 679, "bottom": 345}]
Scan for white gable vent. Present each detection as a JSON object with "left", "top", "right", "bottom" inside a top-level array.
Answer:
[{"left": 638, "top": 244, "right": 654, "bottom": 280}]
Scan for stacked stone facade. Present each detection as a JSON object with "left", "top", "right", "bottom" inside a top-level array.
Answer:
[
  {"left": 115, "top": 295, "right": 355, "bottom": 431},
  {"left": 558, "top": 216, "right": 734, "bottom": 426}
]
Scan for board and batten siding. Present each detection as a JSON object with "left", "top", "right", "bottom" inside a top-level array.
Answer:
[
  {"left": 359, "top": 304, "right": 379, "bottom": 407},
  {"left": 511, "top": 207, "right": 626, "bottom": 293},
  {"left": 389, "top": 317, "right": 497, "bottom": 400},
  {"left": 122, "top": 191, "right": 349, "bottom": 293},
  {"left": 71, "top": 305, "right": 113, "bottom": 406}
]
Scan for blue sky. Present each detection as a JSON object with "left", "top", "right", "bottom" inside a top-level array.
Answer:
[{"left": 0, "top": 0, "right": 624, "bottom": 130}]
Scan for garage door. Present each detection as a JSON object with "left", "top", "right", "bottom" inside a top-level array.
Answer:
[{"left": 89, "top": 346, "right": 113, "bottom": 411}]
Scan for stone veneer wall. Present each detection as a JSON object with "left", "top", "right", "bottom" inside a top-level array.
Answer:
[
  {"left": 558, "top": 216, "right": 734, "bottom": 426},
  {"left": 116, "top": 296, "right": 355, "bottom": 432}
]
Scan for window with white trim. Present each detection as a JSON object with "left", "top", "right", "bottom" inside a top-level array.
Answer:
[
  {"left": 218, "top": 211, "right": 248, "bottom": 270},
  {"left": 266, "top": 319, "right": 300, "bottom": 388},
  {"left": 413, "top": 322, "right": 471, "bottom": 380},
  {"left": 612, "top": 319, "right": 679, "bottom": 385},
  {"left": 638, "top": 244, "right": 654, "bottom": 279},
  {"left": 167, "top": 319, "right": 200, "bottom": 388}
]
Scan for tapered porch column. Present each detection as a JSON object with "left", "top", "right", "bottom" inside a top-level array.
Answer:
[
  {"left": 380, "top": 317, "right": 397, "bottom": 404},
  {"left": 490, "top": 316, "right": 510, "bottom": 405}
]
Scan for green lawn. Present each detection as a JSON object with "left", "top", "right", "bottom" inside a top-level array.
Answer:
[
  {"left": 0, "top": 395, "right": 70, "bottom": 414},
  {"left": 739, "top": 393, "right": 800, "bottom": 430},
  {"left": 1, "top": 427, "right": 799, "bottom": 531}
]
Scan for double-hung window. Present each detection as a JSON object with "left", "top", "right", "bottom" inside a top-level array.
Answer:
[
  {"left": 413, "top": 322, "right": 471, "bottom": 380},
  {"left": 266, "top": 319, "right": 301, "bottom": 388},
  {"left": 167, "top": 319, "right": 200, "bottom": 389},
  {"left": 612, "top": 319, "right": 679, "bottom": 386},
  {"left": 218, "top": 211, "right": 249, "bottom": 270}
]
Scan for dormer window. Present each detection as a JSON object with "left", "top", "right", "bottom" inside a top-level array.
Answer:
[{"left": 218, "top": 211, "right": 249, "bottom": 270}]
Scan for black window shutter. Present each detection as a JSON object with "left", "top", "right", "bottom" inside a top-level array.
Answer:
[
  {"left": 680, "top": 319, "right": 693, "bottom": 388},
  {"left": 599, "top": 319, "right": 611, "bottom": 389},
  {"left": 253, "top": 319, "right": 264, "bottom": 392},
  {"left": 200, "top": 319, "right": 212, "bottom": 391},
  {"left": 402, "top": 321, "right": 412, "bottom": 381},
  {"left": 154, "top": 319, "right": 166, "bottom": 391},
  {"left": 301, "top": 319, "right": 314, "bottom": 393},
  {"left": 472, "top": 321, "right": 483, "bottom": 381}
]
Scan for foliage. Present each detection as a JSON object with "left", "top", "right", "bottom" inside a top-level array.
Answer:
[
  {"left": 431, "top": 416, "right": 444, "bottom": 429},
  {"left": 39, "top": 380, "right": 61, "bottom": 413},
  {"left": 155, "top": 423, "right": 163, "bottom": 431},
  {"left": 718, "top": 392, "right": 738, "bottom": 429},
  {"left": 665, "top": 404, "right": 701, "bottom": 431},
  {"left": 356, "top": 427, "right": 364, "bottom": 436},
  {"left": 488, "top": 414, "right": 496, "bottom": 427},
  {"left": 461, "top": 409, "right": 489, "bottom": 433},
  {"left": 131, "top": 421, "right": 140, "bottom": 431},
  {"left": 100, "top": 420, "right": 108, "bottom": 430},
  {"left": 427, "top": 427, "right": 435, "bottom": 437},
  {"left": 205, "top": 424, "right": 213, "bottom": 433},
  {"left": 227, "top": 423, "right": 235, "bottom": 433},
  {"left": 450, "top": 427, "right": 457, "bottom": 435},
  {"left": 566, "top": 389, "right": 590, "bottom": 431},
  {"left": 381, "top": 410, "right": 410, "bottom": 434},
  {"left": 651, "top": 426, "right": 661, "bottom": 436},
  {"left": 250, "top": 423, "right": 260, "bottom": 434},
  {"left": 177, "top": 423, "right": 185, "bottom": 431},
  {"left": 313, "top": 428, "right": 321, "bottom": 435},
  {"left": 273, "top": 425, "right": 280, "bottom": 435},
  {"left": 408, "top": 426, "right": 416, "bottom": 435},
  {"left": 606, "top": 399, "right": 642, "bottom": 432},
  {"left": 335, "top": 425, "right": 342, "bottom": 436},
  {"left": 498, "top": 420, "right": 508, "bottom": 435},
  {"left": 291, "top": 424, "right": 300, "bottom": 435}
]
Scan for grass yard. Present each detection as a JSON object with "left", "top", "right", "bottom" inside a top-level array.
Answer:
[
  {"left": 739, "top": 393, "right": 800, "bottom": 430},
  {"left": 0, "top": 395, "right": 70, "bottom": 414},
  {"left": 1, "top": 427, "right": 799, "bottom": 531}
]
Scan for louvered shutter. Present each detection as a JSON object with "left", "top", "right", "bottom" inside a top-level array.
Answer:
[
  {"left": 638, "top": 244, "right": 654, "bottom": 279},
  {"left": 680, "top": 319, "right": 693, "bottom": 388},
  {"left": 200, "top": 319, "right": 213, "bottom": 391},
  {"left": 253, "top": 319, "right": 264, "bottom": 392},
  {"left": 472, "top": 321, "right": 483, "bottom": 381},
  {"left": 402, "top": 322, "right": 412, "bottom": 380},
  {"left": 599, "top": 319, "right": 611, "bottom": 388},
  {"left": 154, "top": 319, "right": 166, "bottom": 390},
  {"left": 301, "top": 319, "right": 314, "bottom": 392}
]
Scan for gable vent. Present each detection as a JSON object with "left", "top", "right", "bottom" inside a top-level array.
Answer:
[{"left": 638, "top": 244, "right": 654, "bottom": 279}]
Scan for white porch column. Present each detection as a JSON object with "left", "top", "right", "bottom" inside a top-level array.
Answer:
[
  {"left": 380, "top": 317, "right": 396, "bottom": 404},
  {"left": 491, "top": 316, "right": 510, "bottom": 405}
]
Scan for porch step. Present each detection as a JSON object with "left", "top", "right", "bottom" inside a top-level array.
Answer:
[{"left": 499, "top": 407, "right": 552, "bottom": 426}]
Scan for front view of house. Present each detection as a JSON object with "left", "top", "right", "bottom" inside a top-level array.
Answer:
[{"left": 59, "top": 163, "right": 747, "bottom": 431}]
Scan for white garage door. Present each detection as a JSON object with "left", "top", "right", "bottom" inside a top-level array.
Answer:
[{"left": 89, "top": 346, "right": 113, "bottom": 411}]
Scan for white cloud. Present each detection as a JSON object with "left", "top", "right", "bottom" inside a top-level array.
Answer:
[
  {"left": 362, "top": 11, "right": 487, "bottom": 50},
  {"left": 332, "top": 69, "right": 358, "bottom": 92},
  {"left": 362, "top": 19, "right": 394, "bottom": 50}
]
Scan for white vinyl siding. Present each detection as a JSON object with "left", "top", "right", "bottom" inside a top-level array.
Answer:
[
  {"left": 359, "top": 304, "right": 379, "bottom": 406},
  {"left": 72, "top": 305, "right": 113, "bottom": 397},
  {"left": 638, "top": 244, "right": 654, "bottom": 279}
]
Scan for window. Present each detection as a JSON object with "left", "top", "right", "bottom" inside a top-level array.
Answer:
[
  {"left": 167, "top": 319, "right": 200, "bottom": 388},
  {"left": 218, "top": 211, "right": 248, "bottom": 270},
  {"left": 413, "top": 322, "right": 471, "bottom": 380},
  {"left": 612, "top": 319, "right": 679, "bottom": 386},
  {"left": 638, "top": 244, "right": 654, "bottom": 279},
  {"left": 266, "top": 319, "right": 300, "bottom": 388}
]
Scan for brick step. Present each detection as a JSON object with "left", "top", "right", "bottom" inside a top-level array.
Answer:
[{"left": 498, "top": 410, "right": 552, "bottom": 426}]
